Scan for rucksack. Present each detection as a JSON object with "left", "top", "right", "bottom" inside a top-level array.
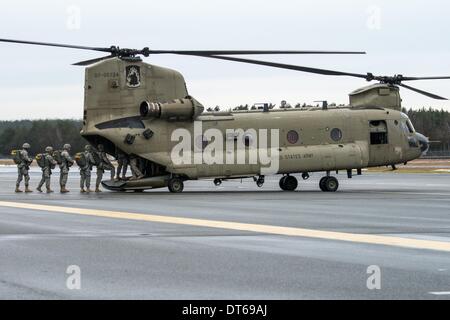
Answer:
[
  {"left": 53, "top": 150, "right": 63, "bottom": 165},
  {"left": 35, "top": 153, "right": 46, "bottom": 168},
  {"left": 74, "top": 152, "right": 87, "bottom": 167},
  {"left": 11, "top": 150, "right": 22, "bottom": 165},
  {"left": 91, "top": 151, "right": 101, "bottom": 166}
]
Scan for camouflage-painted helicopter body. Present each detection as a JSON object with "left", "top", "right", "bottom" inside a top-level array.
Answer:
[{"left": 1, "top": 38, "right": 445, "bottom": 192}]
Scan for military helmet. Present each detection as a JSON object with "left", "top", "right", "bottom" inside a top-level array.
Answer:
[
  {"left": 85, "top": 144, "right": 91, "bottom": 151},
  {"left": 45, "top": 146, "right": 53, "bottom": 153},
  {"left": 63, "top": 144, "right": 71, "bottom": 150},
  {"left": 22, "top": 143, "right": 31, "bottom": 149},
  {"left": 97, "top": 144, "right": 104, "bottom": 151}
]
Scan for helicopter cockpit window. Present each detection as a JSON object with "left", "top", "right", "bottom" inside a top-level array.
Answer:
[
  {"left": 406, "top": 120, "right": 415, "bottom": 133},
  {"left": 95, "top": 116, "right": 145, "bottom": 130}
]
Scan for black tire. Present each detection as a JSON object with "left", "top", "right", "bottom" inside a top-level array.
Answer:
[
  {"left": 319, "top": 176, "right": 328, "bottom": 192},
  {"left": 283, "top": 176, "right": 298, "bottom": 191},
  {"left": 168, "top": 178, "right": 184, "bottom": 193},
  {"left": 279, "top": 176, "right": 288, "bottom": 190},
  {"left": 324, "top": 176, "right": 339, "bottom": 192}
]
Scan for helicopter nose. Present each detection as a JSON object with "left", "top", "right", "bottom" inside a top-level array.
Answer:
[{"left": 415, "top": 132, "right": 429, "bottom": 155}]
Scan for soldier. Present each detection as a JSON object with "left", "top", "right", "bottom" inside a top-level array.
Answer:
[
  {"left": 115, "top": 149, "right": 129, "bottom": 180},
  {"left": 80, "top": 145, "right": 95, "bottom": 193},
  {"left": 59, "top": 144, "right": 74, "bottom": 193},
  {"left": 37, "top": 146, "right": 57, "bottom": 193},
  {"left": 95, "top": 144, "right": 115, "bottom": 192},
  {"left": 15, "top": 143, "right": 33, "bottom": 193},
  {"left": 129, "top": 155, "right": 144, "bottom": 180}
]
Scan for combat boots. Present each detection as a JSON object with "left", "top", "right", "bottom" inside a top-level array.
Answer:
[
  {"left": 86, "top": 188, "right": 93, "bottom": 193},
  {"left": 25, "top": 186, "right": 33, "bottom": 193},
  {"left": 46, "top": 189, "right": 54, "bottom": 194},
  {"left": 36, "top": 187, "right": 43, "bottom": 193},
  {"left": 15, "top": 187, "right": 23, "bottom": 193},
  {"left": 80, "top": 188, "right": 86, "bottom": 193},
  {"left": 60, "top": 186, "right": 70, "bottom": 193},
  {"left": 95, "top": 187, "right": 102, "bottom": 193}
]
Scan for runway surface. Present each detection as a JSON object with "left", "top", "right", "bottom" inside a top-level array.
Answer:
[{"left": 1, "top": 167, "right": 450, "bottom": 299}]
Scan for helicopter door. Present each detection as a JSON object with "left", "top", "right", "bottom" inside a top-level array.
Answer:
[{"left": 368, "top": 120, "right": 389, "bottom": 166}]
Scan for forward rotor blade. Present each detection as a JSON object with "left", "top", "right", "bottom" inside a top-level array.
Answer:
[
  {"left": 73, "top": 55, "right": 115, "bottom": 66},
  {"left": 149, "top": 50, "right": 366, "bottom": 55},
  {"left": 0, "top": 38, "right": 111, "bottom": 53},
  {"left": 399, "top": 83, "right": 448, "bottom": 100},
  {"left": 196, "top": 54, "right": 369, "bottom": 78}
]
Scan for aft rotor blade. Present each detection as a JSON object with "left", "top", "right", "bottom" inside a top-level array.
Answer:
[
  {"left": 73, "top": 55, "right": 115, "bottom": 66},
  {"left": 197, "top": 54, "right": 369, "bottom": 78},
  {"left": 399, "top": 83, "right": 448, "bottom": 100},
  {"left": 149, "top": 50, "right": 366, "bottom": 55},
  {"left": 400, "top": 76, "right": 450, "bottom": 81},
  {"left": 0, "top": 38, "right": 112, "bottom": 53}
]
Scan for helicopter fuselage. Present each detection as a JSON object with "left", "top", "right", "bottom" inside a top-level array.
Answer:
[{"left": 80, "top": 58, "right": 427, "bottom": 191}]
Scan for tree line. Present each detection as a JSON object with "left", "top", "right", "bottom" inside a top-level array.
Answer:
[
  {"left": 0, "top": 120, "right": 85, "bottom": 157},
  {"left": 1, "top": 107, "right": 449, "bottom": 157}
]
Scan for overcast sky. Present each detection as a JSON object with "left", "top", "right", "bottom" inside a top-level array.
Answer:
[{"left": 1, "top": 0, "right": 449, "bottom": 119}]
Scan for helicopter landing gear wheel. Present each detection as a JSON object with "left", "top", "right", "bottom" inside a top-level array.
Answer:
[
  {"left": 279, "top": 176, "right": 287, "bottom": 190},
  {"left": 168, "top": 177, "right": 184, "bottom": 193},
  {"left": 254, "top": 175, "right": 265, "bottom": 188},
  {"left": 280, "top": 175, "right": 298, "bottom": 191},
  {"left": 319, "top": 176, "right": 339, "bottom": 192},
  {"left": 213, "top": 178, "right": 222, "bottom": 186}
]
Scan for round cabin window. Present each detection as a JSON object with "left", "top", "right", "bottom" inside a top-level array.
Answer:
[
  {"left": 330, "top": 128, "right": 343, "bottom": 141},
  {"left": 287, "top": 130, "right": 299, "bottom": 144}
]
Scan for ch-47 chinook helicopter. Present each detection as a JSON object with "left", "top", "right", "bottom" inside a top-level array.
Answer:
[{"left": 1, "top": 38, "right": 449, "bottom": 193}]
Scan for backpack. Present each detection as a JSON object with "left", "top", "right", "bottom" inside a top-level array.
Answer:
[
  {"left": 11, "top": 150, "right": 22, "bottom": 165},
  {"left": 53, "top": 150, "right": 63, "bottom": 165},
  {"left": 35, "top": 153, "right": 46, "bottom": 168},
  {"left": 74, "top": 152, "right": 87, "bottom": 167},
  {"left": 91, "top": 151, "right": 101, "bottom": 166}
]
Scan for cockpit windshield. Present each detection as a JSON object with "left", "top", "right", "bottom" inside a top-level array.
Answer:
[
  {"left": 400, "top": 113, "right": 415, "bottom": 134},
  {"left": 406, "top": 119, "right": 415, "bottom": 133}
]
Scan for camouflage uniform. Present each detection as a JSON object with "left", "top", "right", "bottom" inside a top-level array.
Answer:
[
  {"left": 37, "top": 146, "right": 57, "bottom": 193},
  {"left": 59, "top": 144, "right": 74, "bottom": 193},
  {"left": 95, "top": 144, "right": 115, "bottom": 192},
  {"left": 129, "top": 155, "right": 144, "bottom": 180},
  {"left": 80, "top": 145, "right": 95, "bottom": 192},
  {"left": 16, "top": 143, "right": 33, "bottom": 193},
  {"left": 116, "top": 150, "right": 129, "bottom": 180}
]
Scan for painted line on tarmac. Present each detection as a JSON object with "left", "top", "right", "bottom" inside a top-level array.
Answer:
[
  {"left": 1, "top": 201, "right": 450, "bottom": 252},
  {"left": 429, "top": 291, "right": 450, "bottom": 295}
]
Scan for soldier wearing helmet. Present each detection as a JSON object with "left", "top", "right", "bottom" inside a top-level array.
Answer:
[
  {"left": 115, "top": 148, "right": 129, "bottom": 181},
  {"left": 94, "top": 144, "right": 115, "bottom": 192},
  {"left": 79, "top": 144, "right": 96, "bottom": 193},
  {"left": 59, "top": 144, "right": 74, "bottom": 193},
  {"left": 37, "top": 146, "right": 57, "bottom": 193},
  {"left": 15, "top": 143, "right": 33, "bottom": 193}
]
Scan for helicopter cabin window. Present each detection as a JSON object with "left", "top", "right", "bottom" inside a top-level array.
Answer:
[
  {"left": 369, "top": 120, "right": 388, "bottom": 145},
  {"left": 95, "top": 116, "right": 145, "bottom": 130},
  {"left": 287, "top": 130, "right": 299, "bottom": 144}
]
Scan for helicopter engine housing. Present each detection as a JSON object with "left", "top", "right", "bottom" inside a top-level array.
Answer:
[{"left": 140, "top": 96, "right": 204, "bottom": 121}]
